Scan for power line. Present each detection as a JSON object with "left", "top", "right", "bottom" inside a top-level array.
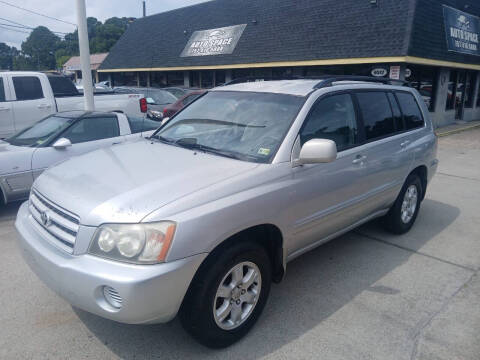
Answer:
[
  {"left": 0, "top": 24, "right": 30, "bottom": 34},
  {"left": 0, "top": 0, "right": 76, "bottom": 26},
  {"left": 0, "top": 21, "right": 68, "bottom": 35}
]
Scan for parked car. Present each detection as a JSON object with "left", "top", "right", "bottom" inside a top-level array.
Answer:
[
  {"left": 15, "top": 77, "right": 438, "bottom": 348},
  {"left": 0, "top": 72, "right": 147, "bottom": 138},
  {"left": 162, "top": 90, "right": 206, "bottom": 118},
  {"left": 113, "top": 87, "right": 177, "bottom": 121},
  {"left": 162, "top": 87, "right": 201, "bottom": 99},
  {"left": 1, "top": 111, "right": 160, "bottom": 205}
]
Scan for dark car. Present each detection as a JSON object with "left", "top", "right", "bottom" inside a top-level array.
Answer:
[
  {"left": 114, "top": 87, "right": 177, "bottom": 121},
  {"left": 163, "top": 90, "right": 206, "bottom": 118}
]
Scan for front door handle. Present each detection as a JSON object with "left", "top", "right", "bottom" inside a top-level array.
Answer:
[
  {"left": 0, "top": 107, "right": 10, "bottom": 111},
  {"left": 37, "top": 104, "right": 52, "bottom": 109},
  {"left": 400, "top": 140, "right": 411, "bottom": 148},
  {"left": 352, "top": 155, "right": 367, "bottom": 164}
]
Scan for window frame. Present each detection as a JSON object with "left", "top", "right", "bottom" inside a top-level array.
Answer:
[
  {"left": 12, "top": 76, "right": 45, "bottom": 101},
  {"left": 0, "top": 77, "right": 5, "bottom": 102},
  {"left": 298, "top": 90, "right": 363, "bottom": 153}
]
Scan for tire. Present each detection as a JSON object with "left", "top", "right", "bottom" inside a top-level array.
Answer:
[
  {"left": 383, "top": 174, "right": 423, "bottom": 234},
  {"left": 180, "top": 241, "right": 271, "bottom": 348}
]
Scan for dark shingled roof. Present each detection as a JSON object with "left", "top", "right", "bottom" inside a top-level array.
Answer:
[{"left": 100, "top": 0, "right": 480, "bottom": 71}]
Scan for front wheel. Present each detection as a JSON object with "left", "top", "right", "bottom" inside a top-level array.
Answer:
[
  {"left": 180, "top": 242, "right": 271, "bottom": 348},
  {"left": 383, "top": 174, "right": 423, "bottom": 234}
]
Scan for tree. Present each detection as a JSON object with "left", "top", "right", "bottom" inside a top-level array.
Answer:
[
  {"left": 0, "top": 43, "right": 18, "bottom": 70},
  {"left": 21, "top": 26, "right": 59, "bottom": 70}
]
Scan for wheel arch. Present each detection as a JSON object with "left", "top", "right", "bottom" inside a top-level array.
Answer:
[{"left": 409, "top": 165, "right": 428, "bottom": 200}]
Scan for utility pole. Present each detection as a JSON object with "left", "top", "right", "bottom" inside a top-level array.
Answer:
[
  {"left": 143, "top": 1, "right": 146, "bottom": 17},
  {"left": 76, "top": 0, "right": 94, "bottom": 111}
]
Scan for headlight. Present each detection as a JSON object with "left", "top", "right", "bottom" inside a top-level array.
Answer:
[
  {"left": 88, "top": 222, "right": 176, "bottom": 264},
  {"left": 147, "top": 110, "right": 163, "bottom": 120}
]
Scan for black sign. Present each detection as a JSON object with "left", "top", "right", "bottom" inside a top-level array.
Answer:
[
  {"left": 181, "top": 24, "right": 247, "bottom": 57},
  {"left": 443, "top": 5, "right": 480, "bottom": 56}
]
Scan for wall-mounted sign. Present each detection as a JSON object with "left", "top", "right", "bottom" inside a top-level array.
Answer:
[
  {"left": 181, "top": 24, "right": 247, "bottom": 57},
  {"left": 371, "top": 68, "right": 388, "bottom": 77},
  {"left": 443, "top": 5, "right": 479, "bottom": 56},
  {"left": 405, "top": 68, "right": 412, "bottom": 78},
  {"left": 389, "top": 65, "right": 401, "bottom": 80}
]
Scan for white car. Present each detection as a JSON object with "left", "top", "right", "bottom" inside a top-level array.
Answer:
[
  {"left": 0, "top": 72, "right": 147, "bottom": 138},
  {"left": 0, "top": 111, "right": 159, "bottom": 205}
]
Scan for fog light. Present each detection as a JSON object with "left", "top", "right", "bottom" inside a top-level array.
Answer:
[{"left": 103, "top": 286, "right": 123, "bottom": 309}]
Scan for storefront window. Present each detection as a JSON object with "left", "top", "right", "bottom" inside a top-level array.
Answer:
[
  {"left": 113, "top": 72, "right": 137, "bottom": 87},
  {"left": 477, "top": 76, "right": 480, "bottom": 108},
  {"left": 150, "top": 72, "right": 167, "bottom": 87},
  {"left": 166, "top": 71, "right": 184, "bottom": 86},
  {"left": 201, "top": 71, "right": 214, "bottom": 88},
  {"left": 446, "top": 70, "right": 457, "bottom": 111},
  {"left": 406, "top": 65, "right": 437, "bottom": 112},
  {"left": 215, "top": 70, "right": 226, "bottom": 86},
  {"left": 139, "top": 72, "right": 148, "bottom": 87},
  {"left": 464, "top": 72, "right": 476, "bottom": 108}
]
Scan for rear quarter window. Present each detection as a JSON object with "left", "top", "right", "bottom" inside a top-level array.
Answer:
[
  {"left": 13, "top": 76, "right": 44, "bottom": 101},
  {"left": 396, "top": 92, "right": 425, "bottom": 130},
  {"left": 47, "top": 76, "right": 79, "bottom": 97},
  {"left": 127, "top": 116, "right": 160, "bottom": 134},
  {"left": 356, "top": 91, "right": 396, "bottom": 140}
]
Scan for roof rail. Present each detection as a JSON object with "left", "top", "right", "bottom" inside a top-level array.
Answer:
[
  {"left": 312, "top": 75, "right": 409, "bottom": 89},
  {"left": 223, "top": 75, "right": 410, "bottom": 88}
]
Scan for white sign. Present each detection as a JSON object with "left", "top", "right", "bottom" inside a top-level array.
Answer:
[
  {"left": 371, "top": 68, "right": 388, "bottom": 77},
  {"left": 389, "top": 66, "right": 401, "bottom": 80},
  {"left": 405, "top": 68, "right": 412, "bottom": 78},
  {"left": 181, "top": 24, "right": 247, "bottom": 57}
]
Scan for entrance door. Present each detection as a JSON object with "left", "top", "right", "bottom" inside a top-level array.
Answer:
[{"left": 455, "top": 71, "right": 466, "bottom": 120}]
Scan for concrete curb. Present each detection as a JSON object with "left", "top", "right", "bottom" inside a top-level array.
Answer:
[{"left": 436, "top": 123, "right": 480, "bottom": 137}]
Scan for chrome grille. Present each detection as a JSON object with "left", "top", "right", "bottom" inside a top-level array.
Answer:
[{"left": 28, "top": 190, "right": 80, "bottom": 254}]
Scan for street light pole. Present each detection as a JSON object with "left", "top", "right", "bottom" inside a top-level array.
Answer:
[{"left": 75, "top": 0, "right": 94, "bottom": 111}]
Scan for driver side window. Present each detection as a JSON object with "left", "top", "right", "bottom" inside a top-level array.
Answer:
[
  {"left": 300, "top": 93, "right": 359, "bottom": 152},
  {"left": 60, "top": 117, "right": 120, "bottom": 144}
]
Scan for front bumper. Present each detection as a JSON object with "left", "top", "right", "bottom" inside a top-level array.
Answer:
[{"left": 15, "top": 202, "right": 207, "bottom": 324}]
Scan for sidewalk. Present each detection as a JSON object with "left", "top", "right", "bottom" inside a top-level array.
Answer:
[{"left": 436, "top": 120, "right": 480, "bottom": 137}]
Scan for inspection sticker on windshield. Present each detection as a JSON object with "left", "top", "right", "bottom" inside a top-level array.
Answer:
[{"left": 258, "top": 148, "right": 271, "bottom": 156}]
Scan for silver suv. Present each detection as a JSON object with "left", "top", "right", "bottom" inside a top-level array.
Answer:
[{"left": 15, "top": 77, "right": 438, "bottom": 348}]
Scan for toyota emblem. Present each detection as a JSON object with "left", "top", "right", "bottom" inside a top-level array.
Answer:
[{"left": 41, "top": 211, "right": 51, "bottom": 227}]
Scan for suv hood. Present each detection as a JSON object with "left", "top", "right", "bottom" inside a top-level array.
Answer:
[{"left": 34, "top": 139, "right": 259, "bottom": 226}]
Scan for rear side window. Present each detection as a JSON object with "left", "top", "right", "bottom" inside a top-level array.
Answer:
[
  {"left": 0, "top": 78, "right": 5, "bottom": 102},
  {"left": 60, "top": 117, "right": 119, "bottom": 144},
  {"left": 47, "top": 76, "right": 79, "bottom": 97},
  {"left": 300, "top": 93, "right": 358, "bottom": 151},
  {"left": 13, "top": 76, "right": 44, "bottom": 101},
  {"left": 127, "top": 116, "right": 160, "bottom": 134},
  {"left": 356, "top": 92, "right": 395, "bottom": 140},
  {"left": 396, "top": 92, "right": 425, "bottom": 130}
]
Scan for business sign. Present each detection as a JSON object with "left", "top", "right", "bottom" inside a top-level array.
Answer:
[
  {"left": 181, "top": 24, "right": 247, "bottom": 57},
  {"left": 443, "top": 5, "right": 480, "bottom": 56},
  {"left": 371, "top": 67, "right": 388, "bottom": 77}
]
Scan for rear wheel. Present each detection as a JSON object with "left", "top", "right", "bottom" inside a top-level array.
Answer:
[
  {"left": 383, "top": 174, "right": 423, "bottom": 234},
  {"left": 180, "top": 242, "right": 271, "bottom": 348}
]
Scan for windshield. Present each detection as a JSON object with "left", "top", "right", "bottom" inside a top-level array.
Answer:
[
  {"left": 6, "top": 115, "right": 75, "bottom": 147},
  {"left": 145, "top": 90, "right": 177, "bottom": 105},
  {"left": 154, "top": 91, "right": 304, "bottom": 163}
]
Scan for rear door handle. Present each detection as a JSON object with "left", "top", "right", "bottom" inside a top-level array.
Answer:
[
  {"left": 400, "top": 140, "right": 411, "bottom": 148},
  {"left": 0, "top": 108, "right": 9, "bottom": 111},
  {"left": 352, "top": 155, "right": 367, "bottom": 164},
  {"left": 37, "top": 104, "right": 52, "bottom": 109}
]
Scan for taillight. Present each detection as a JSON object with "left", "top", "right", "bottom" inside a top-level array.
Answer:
[{"left": 140, "top": 98, "right": 148, "bottom": 113}]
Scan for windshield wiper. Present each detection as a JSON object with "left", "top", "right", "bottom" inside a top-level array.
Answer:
[{"left": 174, "top": 138, "right": 244, "bottom": 160}]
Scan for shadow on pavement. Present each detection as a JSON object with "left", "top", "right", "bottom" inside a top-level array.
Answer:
[
  {"left": 0, "top": 201, "right": 22, "bottom": 222},
  {"left": 71, "top": 199, "right": 458, "bottom": 359}
]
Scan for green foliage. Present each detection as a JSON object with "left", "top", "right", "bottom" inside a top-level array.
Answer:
[
  {"left": 7, "top": 17, "right": 134, "bottom": 71},
  {"left": 0, "top": 42, "right": 19, "bottom": 70}
]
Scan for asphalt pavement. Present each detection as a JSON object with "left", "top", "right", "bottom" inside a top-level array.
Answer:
[{"left": 0, "top": 129, "right": 479, "bottom": 360}]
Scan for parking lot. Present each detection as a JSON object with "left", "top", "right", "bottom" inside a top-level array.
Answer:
[{"left": 0, "top": 128, "right": 479, "bottom": 360}]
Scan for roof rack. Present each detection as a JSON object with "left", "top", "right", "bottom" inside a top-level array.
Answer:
[{"left": 224, "top": 75, "right": 410, "bottom": 88}]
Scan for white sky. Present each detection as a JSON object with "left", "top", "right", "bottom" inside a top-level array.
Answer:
[{"left": 0, "top": 0, "right": 211, "bottom": 49}]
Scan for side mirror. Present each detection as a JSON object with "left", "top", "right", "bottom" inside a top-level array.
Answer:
[
  {"left": 298, "top": 139, "right": 337, "bottom": 165},
  {"left": 52, "top": 138, "right": 72, "bottom": 150}
]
